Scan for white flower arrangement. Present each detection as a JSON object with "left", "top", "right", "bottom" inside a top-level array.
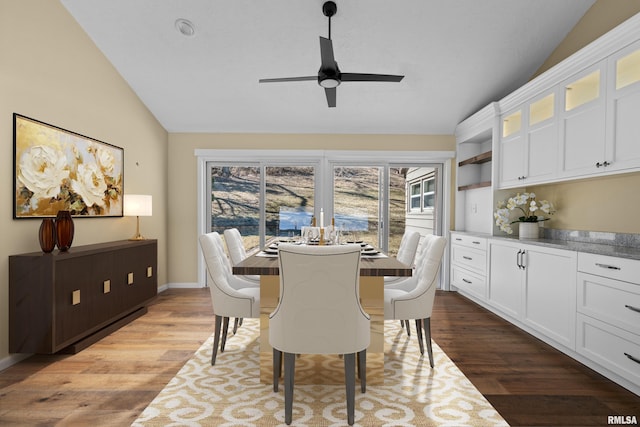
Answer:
[{"left": 494, "top": 192, "right": 555, "bottom": 234}]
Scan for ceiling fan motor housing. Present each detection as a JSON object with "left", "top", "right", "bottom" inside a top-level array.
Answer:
[{"left": 323, "top": 1, "right": 337, "bottom": 18}]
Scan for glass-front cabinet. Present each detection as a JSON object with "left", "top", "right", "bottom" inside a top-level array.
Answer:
[
  {"left": 605, "top": 39, "right": 640, "bottom": 173},
  {"left": 497, "top": 108, "right": 525, "bottom": 188},
  {"left": 558, "top": 61, "right": 607, "bottom": 177},
  {"left": 497, "top": 89, "right": 559, "bottom": 189}
]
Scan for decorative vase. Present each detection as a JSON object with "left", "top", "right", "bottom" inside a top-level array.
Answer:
[
  {"left": 55, "top": 210, "right": 74, "bottom": 251},
  {"left": 518, "top": 222, "right": 539, "bottom": 240},
  {"left": 38, "top": 218, "right": 56, "bottom": 253}
]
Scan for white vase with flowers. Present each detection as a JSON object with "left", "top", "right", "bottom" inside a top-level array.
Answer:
[{"left": 494, "top": 192, "right": 555, "bottom": 239}]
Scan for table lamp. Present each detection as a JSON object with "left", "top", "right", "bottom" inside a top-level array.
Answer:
[{"left": 124, "top": 194, "right": 152, "bottom": 240}]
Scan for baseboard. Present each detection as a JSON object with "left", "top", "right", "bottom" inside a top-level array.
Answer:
[
  {"left": 0, "top": 353, "right": 31, "bottom": 372},
  {"left": 166, "top": 282, "right": 204, "bottom": 289}
]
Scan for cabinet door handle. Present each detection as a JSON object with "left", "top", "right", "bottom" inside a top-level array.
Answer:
[
  {"left": 516, "top": 250, "right": 525, "bottom": 269},
  {"left": 596, "top": 162, "right": 603, "bottom": 168},
  {"left": 625, "top": 304, "right": 640, "bottom": 314},
  {"left": 595, "top": 263, "right": 621, "bottom": 270},
  {"left": 463, "top": 256, "right": 473, "bottom": 261},
  {"left": 624, "top": 352, "right": 640, "bottom": 365},
  {"left": 455, "top": 237, "right": 462, "bottom": 241},
  {"left": 603, "top": 161, "right": 611, "bottom": 167},
  {"left": 462, "top": 278, "right": 472, "bottom": 284},
  {"left": 472, "top": 241, "right": 481, "bottom": 245}
]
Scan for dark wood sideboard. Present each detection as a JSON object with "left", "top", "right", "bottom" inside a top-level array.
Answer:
[{"left": 9, "top": 239, "right": 157, "bottom": 354}]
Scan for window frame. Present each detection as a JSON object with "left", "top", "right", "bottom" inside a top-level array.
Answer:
[{"left": 196, "top": 149, "right": 454, "bottom": 289}]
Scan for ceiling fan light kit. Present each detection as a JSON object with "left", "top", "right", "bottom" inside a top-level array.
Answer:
[{"left": 259, "top": 1, "right": 404, "bottom": 107}]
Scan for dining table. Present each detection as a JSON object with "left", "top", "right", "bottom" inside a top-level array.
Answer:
[{"left": 232, "top": 241, "right": 413, "bottom": 384}]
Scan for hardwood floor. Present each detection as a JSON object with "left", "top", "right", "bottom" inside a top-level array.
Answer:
[
  {"left": 432, "top": 291, "right": 640, "bottom": 427},
  {"left": 0, "top": 288, "right": 638, "bottom": 426},
  {"left": 0, "top": 288, "right": 215, "bottom": 426}
]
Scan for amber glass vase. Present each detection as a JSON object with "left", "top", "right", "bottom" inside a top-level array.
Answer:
[
  {"left": 38, "top": 218, "right": 56, "bottom": 253},
  {"left": 55, "top": 210, "right": 74, "bottom": 251}
]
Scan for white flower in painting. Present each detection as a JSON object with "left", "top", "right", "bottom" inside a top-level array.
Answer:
[
  {"left": 96, "top": 146, "right": 115, "bottom": 175},
  {"left": 18, "top": 145, "right": 70, "bottom": 209},
  {"left": 71, "top": 162, "right": 107, "bottom": 208}
]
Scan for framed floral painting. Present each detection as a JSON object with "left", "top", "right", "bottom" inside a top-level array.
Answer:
[{"left": 13, "top": 114, "right": 124, "bottom": 218}]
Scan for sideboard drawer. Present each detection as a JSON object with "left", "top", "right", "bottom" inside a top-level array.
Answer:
[
  {"left": 450, "top": 233, "right": 487, "bottom": 251},
  {"left": 577, "top": 272, "right": 640, "bottom": 336},
  {"left": 578, "top": 252, "right": 640, "bottom": 285},
  {"left": 452, "top": 245, "right": 487, "bottom": 275},
  {"left": 577, "top": 314, "right": 640, "bottom": 387},
  {"left": 452, "top": 265, "right": 486, "bottom": 299}
]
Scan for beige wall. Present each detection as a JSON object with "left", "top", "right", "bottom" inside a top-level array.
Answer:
[
  {"left": 167, "top": 133, "right": 455, "bottom": 284},
  {"left": 0, "top": 0, "right": 168, "bottom": 362},
  {"left": 533, "top": 0, "right": 640, "bottom": 78},
  {"left": 526, "top": 1, "right": 640, "bottom": 233}
]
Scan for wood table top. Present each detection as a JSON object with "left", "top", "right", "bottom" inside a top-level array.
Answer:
[{"left": 233, "top": 249, "right": 413, "bottom": 277}]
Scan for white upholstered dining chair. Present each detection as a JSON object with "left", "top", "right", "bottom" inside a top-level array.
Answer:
[
  {"left": 223, "top": 228, "right": 261, "bottom": 284},
  {"left": 384, "top": 235, "right": 447, "bottom": 368},
  {"left": 386, "top": 232, "right": 429, "bottom": 336},
  {"left": 269, "top": 244, "right": 369, "bottom": 426},
  {"left": 199, "top": 232, "right": 260, "bottom": 365}
]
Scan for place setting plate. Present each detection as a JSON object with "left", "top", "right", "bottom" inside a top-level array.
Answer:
[{"left": 361, "top": 245, "right": 380, "bottom": 255}]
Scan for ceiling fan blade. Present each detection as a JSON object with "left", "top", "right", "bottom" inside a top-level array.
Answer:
[
  {"left": 325, "top": 87, "right": 336, "bottom": 108},
  {"left": 259, "top": 76, "right": 317, "bottom": 83},
  {"left": 319, "top": 36, "right": 336, "bottom": 70},
  {"left": 341, "top": 73, "right": 404, "bottom": 82}
]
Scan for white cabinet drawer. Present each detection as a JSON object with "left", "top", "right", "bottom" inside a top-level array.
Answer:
[
  {"left": 452, "top": 245, "right": 486, "bottom": 274},
  {"left": 577, "top": 314, "right": 640, "bottom": 387},
  {"left": 578, "top": 252, "right": 640, "bottom": 284},
  {"left": 452, "top": 265, "right": 486, "bottom": 299},
  {"left": 450, "top": 233, "right": 487, "bottom": 251},
  {"left": 577, "top": 272, "right": 640, "bottom": 336}
]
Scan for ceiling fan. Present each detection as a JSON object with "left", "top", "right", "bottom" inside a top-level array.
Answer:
[{"left": 259, "top": 1, "right": 404, "bottom": 108}]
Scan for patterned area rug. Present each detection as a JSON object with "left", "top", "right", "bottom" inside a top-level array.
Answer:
[{"left": 132, "top": 319, "right": 508, "bottom": 426}]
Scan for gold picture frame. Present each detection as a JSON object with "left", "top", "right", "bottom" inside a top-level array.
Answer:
[{"left": 13, "top": 113, "right": 124, "bottom": 218}]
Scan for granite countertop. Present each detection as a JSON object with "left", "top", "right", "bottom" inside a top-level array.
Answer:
[{"left": 450, "top": 229, "right": 640, "bottom": 261}]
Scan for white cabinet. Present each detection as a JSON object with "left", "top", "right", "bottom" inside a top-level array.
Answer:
[
  {"left": 525, "top": 91, "right": 559, "bottom": 184},
  {"left": 559, "top": 40, "right": 640, "bottom": 180},
  {"left": 493, "top": 15, "right": 640, "bottom": 187},
  {"left": 524, "top": 245, "right": 577, "bottom": 349},
  {"left": 576, "top": 253, "right": 640, "bottom": 387},
  {"left": 488, "top": 240, "right": 577, "bottom": 348},
  {"left": 605, "top": 39, "right": 640, "bottom": 173},
  {"left": 450, "top": 232, "right": 488, "bottom": 300},
  {"left": 488, "top": 240, "right": 523, "bottom": 317},
  {"left": 558, "top": 61, "right": 607, "bottom": 178},
  {"left": 497, "top": 108, "right": 525, "bottom": 188},
  {"left": 498, "top": 91, "right": 559, "bottom": 189}
]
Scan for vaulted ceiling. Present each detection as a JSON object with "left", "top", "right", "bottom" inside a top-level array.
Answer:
[{"left": 61, "top": 0, "right": 594, "bottom": 134}]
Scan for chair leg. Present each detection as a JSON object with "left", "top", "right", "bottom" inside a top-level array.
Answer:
[
  {"left": 415, "top": 318, "right": 425, "bottom": 355},
  {"left": 233, "top": 317, "right": 240, "bottom": 335},
  {"left": 220, "top": 317, "right": 230, "bottom": 352},
  {"left": 344, "top": 353, "right": 356, "bottom": 426},
  {"left": 358, "top": 349, "right": 367, "bottom": 393},
  {"left": 424, "top": 317, "right": 434, "bottom": 368},
  {"left": 405, "top": 319, "right": 411, "bottom": 336},
  {"left": 212, "top": 314, "right": 222, "bottom": 366},
  {"left": 284, "top": 352, "right": 296, "bottom": 425},
  {"left": 273, "top": 348, "right": 282, "bottom": 392}
]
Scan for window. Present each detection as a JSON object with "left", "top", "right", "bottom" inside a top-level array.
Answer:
[
  {"left": 409, "top": 182, "right": 421, "bottom": 211},
  {"left": 408, "top": 174, "right": 435, "bottom": 212},
  {"left": 422, "top": 177, "right": 435, "bottom": 209}
]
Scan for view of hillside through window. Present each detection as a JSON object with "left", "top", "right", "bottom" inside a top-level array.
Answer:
[{"left": 208, "top": 163, "right": 436, "bottom": 256}]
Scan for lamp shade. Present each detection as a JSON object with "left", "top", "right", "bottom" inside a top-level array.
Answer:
[{"left": 124, "top": 194, "right": 152, "bottom": 217}]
